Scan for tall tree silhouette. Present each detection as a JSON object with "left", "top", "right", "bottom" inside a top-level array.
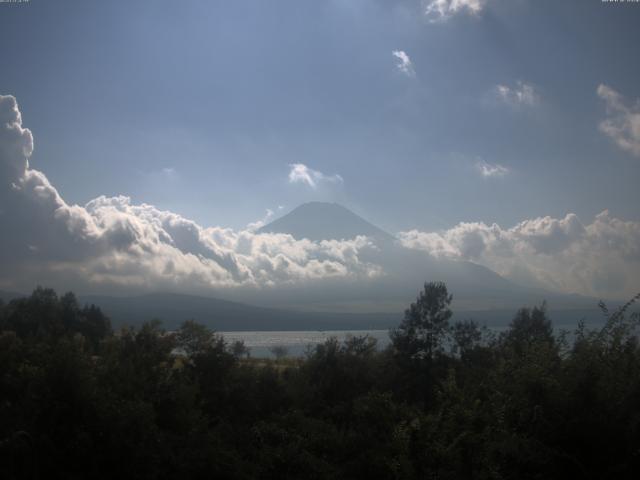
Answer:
[{"left": 391, "top": 281, "right": 452, "bottom": 361}]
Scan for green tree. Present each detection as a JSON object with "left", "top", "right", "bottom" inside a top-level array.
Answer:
[
  {"left": 176, "top": 319, "right": 215, "bottom": 357},
  {"left": 450, "top": 319, "right": 483, "bottom": 359},
  {"left": 391, "top": 281, "right": 453, "bottom": 361},
  {"left": 229, "top": 339, "right": 250, "bottom": 359},
  {"left": 269, "top": 345, "right": 289, "bottom": 360},
  {"left": 502, "top": 303, "right": 555, "bottom": 355}
]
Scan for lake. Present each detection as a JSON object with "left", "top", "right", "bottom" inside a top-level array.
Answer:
[
  {"left": 220, "top": 329, "right": 392, "bottom": 358},
  {"left": 220, "top": 320, "right": 607, "bottom": 358},
  {"left": 218, "top": 323, "right": 602, "bottom": 358}
]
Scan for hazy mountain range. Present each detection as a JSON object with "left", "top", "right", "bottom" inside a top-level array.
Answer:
[{"left": 0, "top": 289, "right": 607, "bottom": 332}]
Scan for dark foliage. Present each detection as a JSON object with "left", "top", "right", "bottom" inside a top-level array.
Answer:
[
  {"left": 391, "top": 281, "right": 453, "bottom": 362},
  {"left": 1, "top": 283, "right": 639, "bottom": 479}
]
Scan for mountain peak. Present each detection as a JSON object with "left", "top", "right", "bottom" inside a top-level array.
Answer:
[{"left": 257, "top": 202, "right": 395, "bottom": 243}]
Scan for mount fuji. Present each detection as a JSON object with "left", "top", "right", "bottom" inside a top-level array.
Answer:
[{"left": 249, "top": 202, "right": 595, "bottom": 314}]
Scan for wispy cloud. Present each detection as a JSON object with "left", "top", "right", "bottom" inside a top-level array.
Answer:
[
  {"left": 246, "top": 205, "right": 285, "bottom": 231},
  {"left": 493, "top": 81, "right": 539, "bottom": 108},
  {"left": 597, "top": 84, "right": 640, "bottom": 157},
  {"left": 288, "top": 163, "right": 343, "bottom": 189},
  {"left": 246, "top": 208, "right": 275, "bottom": 232},
  {"left": 392, "top": 50, "right": 415, "bottom": 78},
  {"left": 476, "top": 159, "right": 509, "bottom": 178},
  {"left": 423, "top": 0, "right": 487, "bottom": 22}
]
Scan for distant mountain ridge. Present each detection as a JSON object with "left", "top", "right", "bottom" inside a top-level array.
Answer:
[
  {"left": 74, "top": 293, "right": 400, "bottom": 331},
  {"left": 0, "top": 289, "right": 609, "bottom": 332},
  {"left": 0, "top": 290, "right": 25, "bottom": 302},
  {"left": 258, "top": 202, "right": 395, "bottom": 243}
]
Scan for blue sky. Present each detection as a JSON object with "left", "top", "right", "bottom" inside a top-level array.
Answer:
[
  {"left": 1, "top": 0, "right": 638, "bottom": 232},
  {"left": 1, "top": 0, "right": 640, "bottom": 300}
]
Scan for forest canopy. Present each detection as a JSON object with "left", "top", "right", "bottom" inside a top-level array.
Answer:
[{"left": 0, "top": 284, "right": 639, "bottom": 479}]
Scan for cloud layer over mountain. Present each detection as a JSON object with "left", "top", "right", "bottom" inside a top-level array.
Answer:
[
  {"left": 0, "top": 95, "right": 379, "bottom": 295},
  {"left": 399, "top": 212, "right": 640, "bottom": 299},
  {"left": 1, "top": 95, "right": 638, "bottom": 300}
]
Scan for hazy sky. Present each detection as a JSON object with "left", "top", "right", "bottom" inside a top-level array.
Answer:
[
  {"left": 1, "top": 0, "right": 640, "bottom": 300},
  {"left": 2, "top": 0, "right": 639, "bottom": 232}
]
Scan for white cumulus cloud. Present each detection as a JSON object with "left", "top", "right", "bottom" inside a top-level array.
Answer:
[
  {"left": 0, "top": 95, "right": 378, "bottom": 295},
  {"left": 399, "top": 212, "right": 640, "bottom": 299},
  {"left": 288, "top": 163, "right": 343, "bottom": 189},
  {"left": 392, "top": 50, "right": 415, "bottom": 78},
  {"left": 597, "top": 84, "right": 640, "bottom": 157}
]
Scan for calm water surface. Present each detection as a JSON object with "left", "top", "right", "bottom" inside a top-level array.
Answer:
[
  {"left": 221, "top": 330, "right": 391, "bottom": 358},
  {"left": 220, "top": 322, "right": 604, "bottom": 358}
]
